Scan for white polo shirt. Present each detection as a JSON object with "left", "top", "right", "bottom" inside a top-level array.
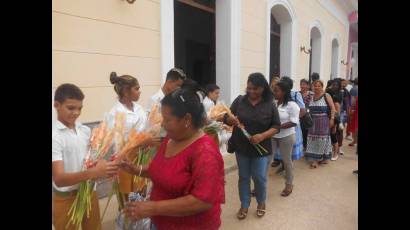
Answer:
[
  {"left": 273, "top": 101, "right": 300, "bottom": 139},
  {"left": 107, "top": 101, "right": 147, "bottom": 138},
  {"left": 202, "top": 96, "right": 215, "bottom": 113},
  {"left": 146, "top": 88, "right": 165, "bottom": 114},
  {"left": 52, "top": 121, "right": 90, "bottom": 192}
]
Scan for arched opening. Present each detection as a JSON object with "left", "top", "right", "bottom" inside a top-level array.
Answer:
[
  {"left": 331, "top": 38, "right": 339, "bottom": 79},
  {"left": 269, "top": 4, "right": 293, "bottom": 82},
  {"left": 309, "top": 26, "right": 322, "bottom": 81}
]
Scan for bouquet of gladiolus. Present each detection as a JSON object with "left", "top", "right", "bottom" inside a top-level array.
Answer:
[
  {"left": 102, "top": 127, "right": 152, "bottom": 213},
  {"left": 209, "top": 104, "right": 268, "bottom": 155},
  {"left": 100, "top": 112, "right": 156, "bottom": 228},
  {"left": 146, "top": 104, "right": 165, "bottom": 137},
  {"left": 66, "top": 120, "right": 115, "bottom": 230}
]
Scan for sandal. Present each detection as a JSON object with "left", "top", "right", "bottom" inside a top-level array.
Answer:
[
  {"left": 256, "top": 204, "right": 266, "bottom": 218},
  {"left": 349, "top": 143, "right": 356, "bottom": 147},
  {"left": 281, "top": 184, "right": 293, "bottom": 197},
  {"left": 319, "top": 160, "right": 329, "bottom": 164},
  {"left": 271, "top": 161, "right": 280, "bottom": 167},
  {"left": 237, "top": 208, "right": 248, "bottom": 220}
]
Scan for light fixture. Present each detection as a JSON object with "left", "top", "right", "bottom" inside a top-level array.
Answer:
[
  {"left": 300, "top": 46, "right": 311, "bottom": 54},
  {"left": 125, "top": 0, "right": 136, "bottom": 4}
]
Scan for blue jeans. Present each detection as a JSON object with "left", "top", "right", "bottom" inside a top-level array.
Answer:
[{"left": 235, "top": 152, "right": 269, "bottom": 208}]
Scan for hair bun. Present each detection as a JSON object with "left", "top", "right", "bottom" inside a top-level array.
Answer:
[{"left": 110, "top": 72, "right": 118, "bottom": 84}]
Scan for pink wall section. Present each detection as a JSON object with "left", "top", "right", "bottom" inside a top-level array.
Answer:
[{"left": 346, "top": 11, "right": 358, "bottom": 79}]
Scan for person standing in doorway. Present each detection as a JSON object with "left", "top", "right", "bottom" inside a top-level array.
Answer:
[{"left": 203, "top": 84, "right": 221, "bottom": 113}]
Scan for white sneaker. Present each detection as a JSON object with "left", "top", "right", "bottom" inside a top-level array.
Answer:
[
  {"left": 331, "top": 155, "right": 339, "bottom": 161},
  {"left": 345, "top": 136, "right": 352, "bottom": 141},
  {"left": 339, "top": 149, "right": 344, "bottom": 155}
]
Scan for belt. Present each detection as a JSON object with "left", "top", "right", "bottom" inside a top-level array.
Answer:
[
  {"left": 53, "top": 182, "right": 96, "bottom": 197},
  {"left": 53, "top": 188, "right": 78, "bottom": 197}
]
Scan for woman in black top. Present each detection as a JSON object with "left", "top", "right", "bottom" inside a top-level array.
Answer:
[
  {"left": 326, "top": 79, "right": 343, "bottom": 161},
  {"left": 223, "top": 73, "right": 280, "bottom": 220}
]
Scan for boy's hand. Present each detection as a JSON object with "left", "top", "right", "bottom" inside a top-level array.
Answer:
[{"left": 93, "top": 159, "right": 119, "bottom": 178}]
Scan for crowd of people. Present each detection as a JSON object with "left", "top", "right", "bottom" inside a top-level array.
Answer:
[{"left": 52, "top": 68, "right": 358, "bottom": 230}]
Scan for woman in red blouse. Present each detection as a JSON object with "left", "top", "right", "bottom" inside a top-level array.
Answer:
[{"left": 119, "top": 88, "right": 225, "bottom": 230}]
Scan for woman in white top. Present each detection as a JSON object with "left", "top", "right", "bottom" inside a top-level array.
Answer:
[
  {"left": 272, "top": 81, "right": 300, "bottom": 197},
  {"left": 203, "top": 84, "right": 232, "bottom": 147},
  {"left": 203, "top": 84, "right": 221, "bottom": 113},
  {"left": 107, "top": 72, "right": 149, "bottom": 202}
]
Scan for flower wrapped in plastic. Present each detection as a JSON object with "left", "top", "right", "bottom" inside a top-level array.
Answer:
[
  {"left": 115, "top": 193, "right": 151, "bottom": 230},
  {"left": 100, "top": 111, "right": 159, "bottom": 229}
]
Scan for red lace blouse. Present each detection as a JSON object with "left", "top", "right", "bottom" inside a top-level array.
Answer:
[{"left": 148, "top": 134, "right": 225, "bottom": 230}]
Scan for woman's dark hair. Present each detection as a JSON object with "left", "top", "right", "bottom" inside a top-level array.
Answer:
[
  {"left": 247, "top": 72, "right": 273, "bottom": 101},
  {"left": 110, "top": 72, "right": 138, "bottom": 99},
  {"left": 353, "top": 77, "right": 358, "bottom": 85},
  {"left": 161, "top": 88, "right": 206, "bottom": 129},
  {"left": 326, "top": 79, "right": 334, "bottom": 89},
  {"left": 280, "top": 76, "right": 294, "bottom": 89},
  {"left": 205, "top": 84, "right": 220, "bottom": 95},
  {"left": 300, "top": 79, "right": 309, "bottom": 85},
  {"left": 54, "top": 83, "right": 84, "bottom": 103},
  {"left": 181, "top": 78, "right": 206, "bottom": 101},
  {"left": 311, "top": 72, "right": 320, "bottom": 82},
  {"left": 275, "top": 81, "right": 292, "bottom": 106}
]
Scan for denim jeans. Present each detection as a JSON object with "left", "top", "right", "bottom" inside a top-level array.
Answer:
[{"left": 235, "top": 152, "right": 269, "bottom": 208}]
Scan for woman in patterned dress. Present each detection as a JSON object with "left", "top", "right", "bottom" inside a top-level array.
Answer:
[{"left": 305, "top": 80, "right": 336, "bottom": 169}]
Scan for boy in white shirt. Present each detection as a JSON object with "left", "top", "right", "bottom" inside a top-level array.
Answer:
[
  {"left": 52, "top": 84, "right": 118, "bottom": 230},
  {"left": 146, "top": 68, "right": 186, "bottom": 114}
]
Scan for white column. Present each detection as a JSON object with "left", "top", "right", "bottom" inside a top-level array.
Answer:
[
  {"left": 216, "top": 0, "right": 241, "bottom": 104},
  {"left": 160, "top": 0, "right": 175, "bottom": 84}
]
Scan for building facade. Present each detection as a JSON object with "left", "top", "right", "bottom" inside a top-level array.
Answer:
[{"left": 52, "top": 0, "right": 358, "bottom": 124}]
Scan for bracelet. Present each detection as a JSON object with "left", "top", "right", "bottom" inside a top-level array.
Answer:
[{"left": 138, "top": 165, "right": 143, "bottom": 177}]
